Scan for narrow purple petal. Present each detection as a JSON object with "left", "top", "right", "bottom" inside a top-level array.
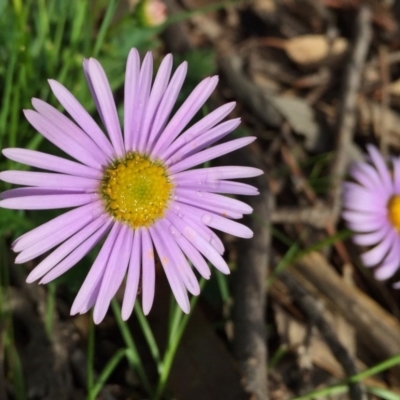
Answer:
[
  {"left": 149, "top": 225, "right": 190, "bottom": 313},
  {"left": 93, "top": 224, "right": 132, "bottom": 324},
  {"left": 367, "top": 145, "right": 393, "bottom": 193},
  {"left": 343, "top": 187, "right": 388, "bottom": 214},
  {"left": 175, "top": 188, "right": 252, "bottom": 215},
  {"left": 121, "top": 229, "right": 141, "bottom": 320},
  {"left": 1, "top": 188, "right": 85, "bottom": 200},
  {"left": 161, "top": 102, "right": 236, "bottom": 161},
  {"left": 16, "top": 208, "right": 104, "bottom": 264},
  {"left": 349, "top": 161, "right": 382, "bottom": 190},
  {"left": 342, "top": 210, "right": 385, "bottom": 225},
  {"left": 71, "top": 223, "right": 120, "bottom": 316},
  {"left": 173, "top": 166, "right": 263, "bottom": 182},
  {"left": 352, "top": 222, "right": 392, "bottom": 246},
  {"left": 346, "top": 218, "right": 387, "bottom": 232},
  {"left": 24, "top": 110, "right": 101, "bottom": 168},
  {"left": 87, "top": 58, "right": 125, "bottom": 156},
  {"left": 175, "top": 191, "right": 242, "bottom": 219},
  {"left": 2, "top": 148, "right": 101, "bottom": 179},
  {"left": 141, "top": 228, "right": 156, "bottom": 315},
  {"left": 175, "top": 179, "right": 259, "bottom": 196},
  {"left": 27, "top": 215, "right": 109, "bottom": 283},
  {"left": 152, "top": 76, "right": 219, "bottom": 157},
  {"left": 12, "top": 201, "right": 103, "bottom": 252},
  {"left": 174, "top": 200, "right": 252, "bottom": 238},
  {"left": 129, "top": 52, "right": 153, "bottom": 151},
  {"left": 48, "top": 79, "right": 115, "bottom": 158},
  {"left": 32, "top": 98, "right": 108, "bottom": 164},
  {"left": 166, "top": 119, "right": 241, "bottom": 166},
  {"left": 124, "top": 48, "right": 140, "bottom": 150},
  {"left": 0, "top": 193, "right": 97, "bottom": 210},
  {"left": 146, "top": 62, "right": 188, "bottom": 153},
  {"left": 159, "top": 220, "right": 200, "bottom": 295},
  {"left": 39, "top": 219, "right": 112, "bottom": 284},
  {"left": 374, "top": 235, "right": 400, "bottom": 280},
  {"left": 361, "top": 229, "right": 397, "bottom": 266},
  {"left": 201, "top": 210, "right": 252, "bottom": 238},
  {"left": 167, "top": 220, "right": 211, "bottom": 279},
  {"left": 138, "top": 54, "right": 173, "bottom": 153},
  {"left": 170, "top": 201, "right": 225, "bottom": 254},
  {"left": 0, "top": 171, "right": 98, "bottom": 191},
  {"left": 167, "top": 211, "right": 230, "bottom": 274},
  {"left": 169, "top": 137, "right": 256, "bottom": 174},
  {"left": 394, "top": 159, "right": 400, "bottom": 193}
]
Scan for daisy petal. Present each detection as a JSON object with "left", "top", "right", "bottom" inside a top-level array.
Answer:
[
  {"left": 16, "top": 208, "right": 103, "bottom": 264},
  {"left": 2, "top": 148, "right": 101, "bottom": 179},
  {"left": 48, "top": 79, "right": 115, "bottom": 158},
  {"left": 152, "top": 76, "right": 219, "bottom": 157},
  {"left": 32, "top": 98, "right": 108, "bottom": 164},
  {"left": 160, "top": 219, "right": 200, "bottom": 295},
  {"left": 121, "top": 229, "right": 141, "bottom": 321},
  {"left": 0, "top": 193, "right": 97, "bottom": 210},
  {"left": 169, "top": 137, "right": 256, "bottom": 175},
  {"left": 168, "top": 221, "right": 211, "bottom": 279},
  {"left": 167, "top": 211, "right": 230, "bottom": 274},
  {"left": 129, "top": 52, "right": 153, "bottom": 151},
  {"left": 150, "top": 225, "right": 190, "bottom": 313},
  {"left": 28, "top": 215, "right": 109, "bottom": 283},
  {"left": 71, "top": 223, "right": 120, "bottom": 316},
  {"left": 124, "top": 48, "right": 141, "bottom": 149},
  {"left": 138, "top": 54, "right": 173, "bottom": 153},
  {"left": 161, "top": 102, "right": 236, "bottom": 160},
  {"left": 141, "top": 229, "right": 156, "bottom": 315},
  {"left": 94, "top": 224, "right": 132, "bottom": 324},
  {"left": 0, "top": 171, "right": 98, "bottom": 191},
  {"left": 87, "top": 58, "right": 125, "bottom": 156},
  {"left": 24, "top": 110, "right": 101, "bottom": 168},
  {"left": 39, "top": 219, "right": 112, "bottom": 284},
  {"left": 175, "top": 179, "right": 259, "bottom": 196},
  {"left": 374, "top": 234, "right": 400, "bottom": 280},
  {"left": 173, "top": 166, "right": 263, "bottom": 182},
  {"left": 367, "top": 145, "right": 393, "bottom": 192},
  {"left": 361, "top": 229, "right": 397, "bottom": 267},
  {"left": 12, "top": 201, "right": 103, "bottom": 252},
  {"left": 166, "top": 119, "right": 241, "bottom": 166},
  {"left": 146, "top": 62, "right": 187, "bottom": 152}
]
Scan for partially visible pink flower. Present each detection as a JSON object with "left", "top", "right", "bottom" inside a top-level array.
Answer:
[
  {"left": 343, "top": 145, "right": 400, "bottom": 284},
  {"left": 0, "top": 48, "right": 261, "bottom": 323},
  {"left": 140, "top": 0, "right": 167, "bottom": 27}
]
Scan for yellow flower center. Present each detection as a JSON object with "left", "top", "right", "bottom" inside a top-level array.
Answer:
[
  {"left": 388, "top": 195, "right": 400, "bottom": 231},
  {"left": 101, "top": 152, "right": 173, "bottom": 228}
]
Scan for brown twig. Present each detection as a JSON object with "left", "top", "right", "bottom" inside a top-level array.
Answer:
[
  {"left": 0, "top": 322, "right": 8, "bottom": 400},
  {"left": 293, "top": 252, "right": 400, "bottom": 364},
  {"left": 218, "top": 53, "right": 283, "bottom": 129},
  {"left": 233, "top": 149, "right": 271, "bottom": 400},
  {"left": 279, "top": 271, "right": 367, "bottom": 400},
  {"left": 329, "top": 5, "right": 372, "bottom": 221},
  {"left": 271, "top": 205, "right": 332, "bottom": 228}
]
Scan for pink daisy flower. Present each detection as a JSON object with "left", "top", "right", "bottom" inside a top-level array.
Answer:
[
  {"left": 0, "top": 49, "right": 262, "bottom": 323},
  {"left": 342, "top": 144, "right": 400, "bottom": 283}
]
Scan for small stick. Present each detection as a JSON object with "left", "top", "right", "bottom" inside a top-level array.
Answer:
[
  {"left": 329, "top": 5, "right": 372, "bottom": 221},
  {"left": 279, "top": 271, "right": 367, "bottom": 400},
  {"left": 233, "top": 150, "right": 271, "bottom": 400}
]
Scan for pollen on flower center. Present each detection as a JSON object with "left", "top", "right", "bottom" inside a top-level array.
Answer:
[
  {"left": 388, "top": 195, "right": 400, "bottom": 231},
  {"left": 101, "top": 152, "right": 173, "bottom": 228}
]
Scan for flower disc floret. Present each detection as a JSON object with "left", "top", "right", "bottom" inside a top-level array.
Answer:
[
  {"left": 101, "top": 152, "right": 173, "bottom": 228},
  {"left": 388, "top": 195, "right": 400, "bottom": 232}
]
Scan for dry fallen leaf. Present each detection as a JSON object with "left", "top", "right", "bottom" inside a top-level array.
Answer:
[{"left": 284, "top": 35, "right": 348, "bottom": 66}]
